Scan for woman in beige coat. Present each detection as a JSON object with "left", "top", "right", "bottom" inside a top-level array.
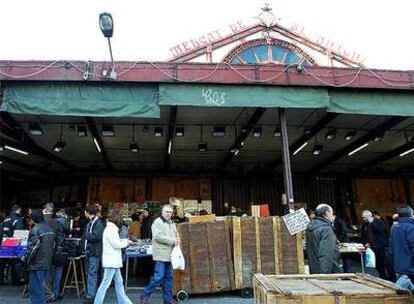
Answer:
[{"left": 94, "top": 213, "right": 131, "bottom": 304}]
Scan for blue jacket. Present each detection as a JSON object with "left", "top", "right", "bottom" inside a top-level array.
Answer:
[{"left": 390, "top": 217, "right": 414, "bottom": 275}]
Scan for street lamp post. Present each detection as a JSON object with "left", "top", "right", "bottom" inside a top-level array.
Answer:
[{"left": 99, "top": 12, "right": 116, "bottom": 80}]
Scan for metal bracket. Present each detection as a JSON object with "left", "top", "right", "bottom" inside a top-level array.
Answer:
[{"left": 83, "top": 61, "right": 91, "bottom": 81}]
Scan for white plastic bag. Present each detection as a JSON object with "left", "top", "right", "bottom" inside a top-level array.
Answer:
[
  {"left": 365, "top": 248, "right": 376, "bottom": 268},
  {"left": 171, "top": 245, "right": 185, "bottom": 270}
]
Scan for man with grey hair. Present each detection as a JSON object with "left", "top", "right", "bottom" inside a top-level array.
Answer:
[
  {"left": 140, "top": 205, "right": 180, "bottom": 304},
  {"left": 306, "top": 204, "right": 342, "bottom": 274},
  {"left": 361, "top": 209, "right": 396, "bottom": 282}
]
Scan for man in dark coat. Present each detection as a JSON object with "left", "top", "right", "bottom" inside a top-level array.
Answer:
[
  {"left": 141, "top": 208, "right": 154, "bottom": 239},
  {"left": 390, "top": 205, "right": 414, "bottom": 285},
  {"left": 306, "top": 204, "right": 342, "bottom": 274},
  {"left": 334, "top": 215, "right": 351, "bottom": 272},
  {"left": 362, "top": 209, "right": 396, "bottom": 282},
  {"left": 22, "top": 209, "right": 55, "bottom": 304},
  {"left": 2, "top": 204, "right": 24, "bottom": 237},
  {"left": 83, "top": 205, "right": 105, "bottom": 303}
]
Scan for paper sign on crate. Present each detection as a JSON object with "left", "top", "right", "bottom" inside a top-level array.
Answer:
[{"left": 282, "top": 208, "right": 310, "bottom": 236}]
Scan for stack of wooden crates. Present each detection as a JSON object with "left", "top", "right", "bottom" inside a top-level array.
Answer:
[
  {"left": 253, "top": 273, "right": 414, "bottom": 304},
  {"left": 173, "top": 216, "right": 304, "bottom": 295}
]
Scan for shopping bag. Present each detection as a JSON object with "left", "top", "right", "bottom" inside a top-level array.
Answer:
[
  {"left": 171, "top": 245, "right": 185, "bottom": 270},
  {"left": 365, "top": 248, "right": 376, "bottom": 268}
]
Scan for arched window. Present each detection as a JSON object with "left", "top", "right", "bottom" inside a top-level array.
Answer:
[{"left": 223, "top": 38, "right": 316, "bottom": 66}]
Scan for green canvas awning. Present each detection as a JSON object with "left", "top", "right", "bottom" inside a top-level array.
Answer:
[
  {"left": 1, "top": 82, "right": 160, "bottom": 118},
  {"left": 328, "top": 90, "right": 414, "bottom": 116},
  {"left": 159, "top": 84, "right": 330, "bottom": 109}
]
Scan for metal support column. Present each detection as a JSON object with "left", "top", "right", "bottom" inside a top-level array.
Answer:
[{"left": 279, "top": 108, "right": 295, "bottom": 213}]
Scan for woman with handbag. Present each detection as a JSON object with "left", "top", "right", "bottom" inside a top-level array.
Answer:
[
  {"left": 22, "top": 209, "right": 55, "bottom": 304},
  {"left": 93, "top": 212, "right": 132, "bottom": 304}
]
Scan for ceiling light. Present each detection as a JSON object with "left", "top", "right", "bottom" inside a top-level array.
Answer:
[
  {"left": 0, "top": 160, "right": 2, "bottom": 165},
  {"left": 28, "top": 123, "right": 43, "bottom": 136},
  {"left": 53, "top": 141, "right": 66, "bottom": 153},
  {"left": 348, "top": 143, "right": 369, "bottom": 156},
  {"left": 212, "top": 126, "right": 226, "bottom": 137},
  {"left": 273, "top": 127, "right": 281, "bottom": 138},
  {"left": 234, "top": 149, "right": 240, "bottom": 156},
  {"left": 241, "top": 125, "right": 248, "bottom": 133},
  {"left": 312, "top": 144, "right": 323, "bottom": 155},
  {"left": 293, "top": 142, "right": 308, "bottom": 155},
  {"left": 129, "top": 142, "right": 139, "bottom": 153},
  {"left": 77, "top": 126, "right": 88, "bottom": 137},
  {"left": 344, "top": 130, "right": 356, "bottom": 141},
  {"left": 175, "top": 126, "right": 184, "bottom": 137},
  {"left": 93, "top": 138, "right": 102, "bottom": 153},
  {"left": 168, "top": 140, "right": 172, "bottom": 155},
  {"left": 102, "top": 125, "right": 115, "bottom": 137},
  {"left": 252, "top": 127, "right": 262, "bottom": 138},
  {"left": 400, "top": 147, "right": 414, "bottom": 157},
  {"left": 325, "top": 129, "right": 337, "bottom": 140},
  {"left": 304, "top": 129, "right": 311, "bottom": 135},
  {"left": 0, "top": 144, "right": 4, "bottom": 152},
  {"left": 5, "top": 145, "right": 29, "bottom": 155},
  {"left": 154, "top": 127, "right": 163, "bottom": 137},
  {"left": 373, "top": 131, "right": 385, "bottom": 142},
  {"left": 198, "top": 142, "right": 207, "bottom": 152}
]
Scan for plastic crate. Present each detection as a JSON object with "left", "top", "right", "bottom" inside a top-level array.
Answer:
[{"left": 0, "top": 246, "right": 27, "bottom": 257}]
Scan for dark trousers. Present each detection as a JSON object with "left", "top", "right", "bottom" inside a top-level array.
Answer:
[
  {"left": 374, "top": 247, "right": 396, "bottom": 282},
  {"left": 29, "top": 270, "right": 48, "bottom": 304}
]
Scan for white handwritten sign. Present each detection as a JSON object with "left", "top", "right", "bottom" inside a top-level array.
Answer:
[
  {"left": 282, "top": 208, "right": 310, "bottom": 236},
  {"left": 201, "top": 89, "right": 226, "bottom": 106}
]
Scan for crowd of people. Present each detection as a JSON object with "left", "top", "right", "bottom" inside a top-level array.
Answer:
[
  {"left": 306, "top": 203, "right": 414, "bottom": 290},
  {"left": 0, "top": 203, "right": 178, "bottom": 304}
]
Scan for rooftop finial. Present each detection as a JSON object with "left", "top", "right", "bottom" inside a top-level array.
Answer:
[{"left": 258, "top": 4, "right": 276, "bottom": 28}]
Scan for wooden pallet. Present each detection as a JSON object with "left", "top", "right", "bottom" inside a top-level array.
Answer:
[
  {"left": 230, "top": 216, "right": 304, "bottom": 289},
  {"left": 173, "top": 220, "right": 235, "bottom": 294},
  {"left": 253, "top": 273, "right": 414, "bottom": 304}
]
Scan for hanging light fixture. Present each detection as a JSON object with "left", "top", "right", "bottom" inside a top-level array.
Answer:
[
  {"left": 344, "top": 130, "right": 357, "bottom": 141},
  {"left": 129, "top": 125, "right": 139, "bottom": 153},
  {"left": 252, "top": 126, "right": 262, "bottom": 138},
  {"left": 53, "top": 124, "right": 66, "bottom": 152},
  {"left": 273, "top": 126, "right": 281, "bottom": 138},
  {"left": 175, "top": 126, "right": 185, "bottom": 137},
  {"left": 28, "top": 123, "right": 43, "bottom": 136},
  {"left": 325, "top": 129, "right": 337, "bottom": 140},
  {"left": 154, "top": 127, "right": 163, "bottom": 137},
  {"left": 312, "top": 144, "right": 323, "bottom": 155}
]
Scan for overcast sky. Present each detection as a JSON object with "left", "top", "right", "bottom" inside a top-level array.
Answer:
[{"left": 0, "top": 0, "right": 413, "bottom": 70}]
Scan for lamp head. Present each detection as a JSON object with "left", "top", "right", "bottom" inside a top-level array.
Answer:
[{"left": 99, "top": 12, "right": 114, "bottom": 38}]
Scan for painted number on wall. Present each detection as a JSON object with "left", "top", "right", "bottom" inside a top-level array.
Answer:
[{"left": 201, "top": 89, "right": 226, "bottom": 106}]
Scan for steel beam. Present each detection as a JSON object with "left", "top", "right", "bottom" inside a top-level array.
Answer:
[
  {"left": 269, "top": 112, "right": 339, "bottom": 171},
  {"left": 0, "top": 61, "right": 413, "bottom": 90},
  {"left": 360, "top": 141, "right": 414, "bottom": 169},
  {"left": 0, "top": 113, "right": 78, "bottom": 171},
  {"left": 279, "top": 108, "right": 294, "bottom": 212},
  {"left": 221, "top": 108, "right": 267, "bottom": 169},
  {"left": 85, "top": 117, "right": 114, "bottom": 172},
  {"left": 309, "top": 116, "right": 409, "bottom": 173}
]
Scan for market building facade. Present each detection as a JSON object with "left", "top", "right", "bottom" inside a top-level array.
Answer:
[{"left": 0, "top": 7, "right": 413, "bottom": 224}]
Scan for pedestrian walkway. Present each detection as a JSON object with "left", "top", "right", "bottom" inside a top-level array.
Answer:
[{"left": 0, "top": 285, "right": 254, "bottom": 303}]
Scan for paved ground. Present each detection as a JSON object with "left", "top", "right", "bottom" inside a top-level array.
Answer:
[
  {"left": 0, "top": 285, "right": 254, "bottom": 303},
  {"left": 0, "top": 259, "right": 378, "bottom": 303}
]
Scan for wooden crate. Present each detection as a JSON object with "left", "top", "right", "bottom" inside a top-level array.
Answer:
[
  {"left": 231, "top": 216, "right": 304, "bottom": 289},
  {"left": 187, "top": 214, "right": 216, "bottom": 223},
  {"left": 173, "top": 221, "right": 235, "bottom": 294},
  {"left": 253, "top": 273, "right": 414, "bottom": 304}
]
